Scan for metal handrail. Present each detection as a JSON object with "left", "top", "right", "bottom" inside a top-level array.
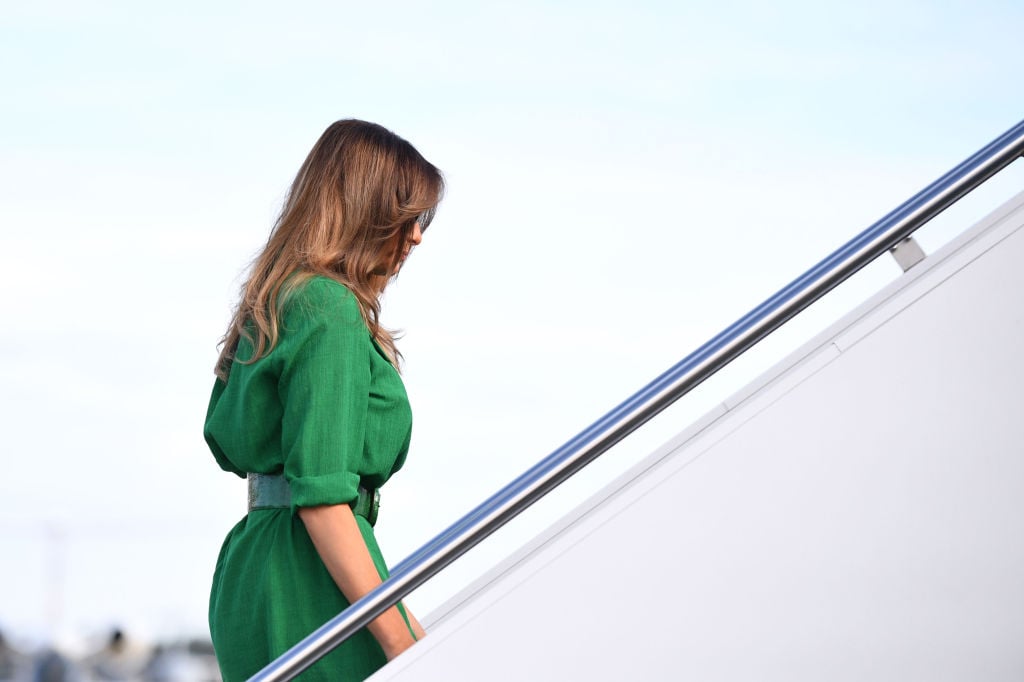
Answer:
[{"left": 249, "top": 118, "right": 1024, "bottom": 681}]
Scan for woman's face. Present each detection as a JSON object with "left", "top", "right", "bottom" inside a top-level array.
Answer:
[{"left": 384, "top": 220, "right": 423, "bottom": 275}]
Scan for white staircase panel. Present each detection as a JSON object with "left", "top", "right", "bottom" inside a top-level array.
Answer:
[{"left": 373, "top": 189, "right": 1024, "bottom": 681}]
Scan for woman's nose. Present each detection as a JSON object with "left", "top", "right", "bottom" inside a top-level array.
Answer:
[{"left": 409, "top": 222, "right": 423, "bottom": 245}]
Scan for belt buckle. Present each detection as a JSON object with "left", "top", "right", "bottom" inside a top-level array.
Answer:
[{"left": 367, "top": 487, "right": 380, "bottom": 527}]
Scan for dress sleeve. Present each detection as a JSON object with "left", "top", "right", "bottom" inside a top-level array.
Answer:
[{"left": 278, "top": 280, "right": 370, "bottom": 509}]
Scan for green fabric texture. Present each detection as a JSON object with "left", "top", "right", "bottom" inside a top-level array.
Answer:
[{"left": 204, "top": 276, "right": 414, "bottom": 681}]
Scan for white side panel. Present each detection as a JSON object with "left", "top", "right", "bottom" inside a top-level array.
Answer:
[{"left": 374, "top": 190, "right": 1024, "bottom": 682}]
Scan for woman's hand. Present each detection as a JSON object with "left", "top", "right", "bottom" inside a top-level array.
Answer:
[
  {"left": 298, "top": 503, "right": 419, "bottom": 660},
  {"left": 377, "top": 621, "right": 417, "bottom": 661}
]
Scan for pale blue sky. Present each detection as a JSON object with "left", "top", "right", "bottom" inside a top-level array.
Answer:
[{"left": 2, "top": 0, "right": 1023, "bottom": 648}]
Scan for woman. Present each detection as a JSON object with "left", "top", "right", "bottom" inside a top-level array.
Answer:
[{"left": 204, "top": 119, "right": 444, "bottom": 681}]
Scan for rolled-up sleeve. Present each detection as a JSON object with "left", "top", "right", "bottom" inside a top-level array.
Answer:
[{"left": 279, "top": 280, "right": 370, "bottom": 510}]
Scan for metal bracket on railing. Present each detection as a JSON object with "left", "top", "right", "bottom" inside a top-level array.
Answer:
[
  {"left": 247, "top": 116, "right": 1024, "bottom": 682},
  {"left": 889, "top": 236, "right": 927, "bottom": 272}
]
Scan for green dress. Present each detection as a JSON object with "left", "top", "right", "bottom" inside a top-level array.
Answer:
[{"left": 204, "top": 276, "right": 415, "bottom": 682}]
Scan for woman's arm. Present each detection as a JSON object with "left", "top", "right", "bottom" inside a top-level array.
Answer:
[
  {"left": 298, "top": 504, "right": 420, "bottom": 660},
  {"left": 405, "top": 608, "right": 427, "bottom": 641}
]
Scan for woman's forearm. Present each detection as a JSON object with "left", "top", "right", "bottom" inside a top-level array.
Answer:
[{"left": 297, "top": 503, "right": 417, "bottom": 659}]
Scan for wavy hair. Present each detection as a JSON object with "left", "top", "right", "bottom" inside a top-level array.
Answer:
[{"left": 215, "top": 119, "right": 444, "bottom": 379}]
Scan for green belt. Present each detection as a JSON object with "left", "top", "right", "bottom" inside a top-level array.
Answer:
[{"left": 247, "top": 473, "right": 381, "bottom": 527}]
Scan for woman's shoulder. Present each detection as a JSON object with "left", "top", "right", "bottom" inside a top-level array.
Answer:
[
  {"left": 294, "top": 274, "right": 357, "bottom": 304},
  {"left": 282, "top": 274, "right": 365, "bottom": 329}
]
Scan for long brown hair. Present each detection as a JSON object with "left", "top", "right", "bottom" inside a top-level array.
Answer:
[{"left": 215, "top": 120, "right": 444, "bottom": 379}]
